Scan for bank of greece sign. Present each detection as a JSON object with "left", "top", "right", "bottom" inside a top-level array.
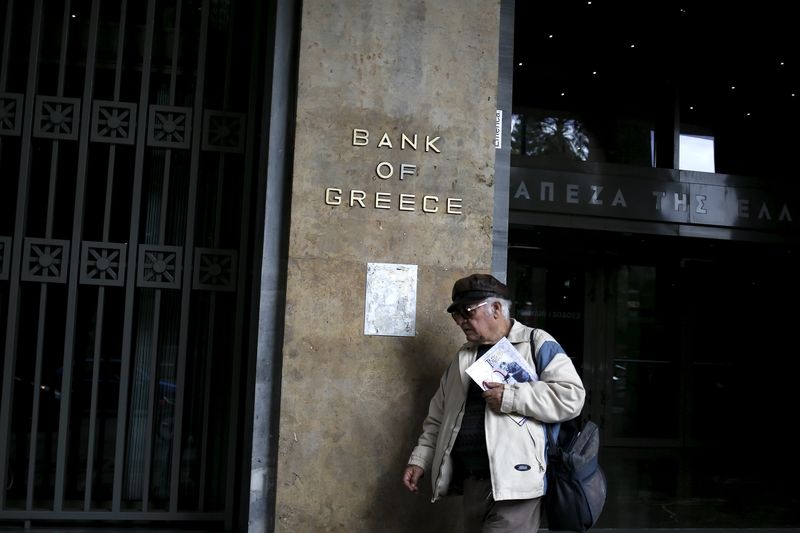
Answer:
[{"left": 323, "top": 128, "right": 463, "bottom": 215}]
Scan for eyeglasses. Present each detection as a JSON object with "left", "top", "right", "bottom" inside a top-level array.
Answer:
[{"left": 450, "top": 301, "right": 489, "bottom": 321}]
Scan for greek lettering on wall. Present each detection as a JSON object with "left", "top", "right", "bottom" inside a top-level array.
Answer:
[{"left": 510, "top": 167, "right": 796, "bottom": 232}]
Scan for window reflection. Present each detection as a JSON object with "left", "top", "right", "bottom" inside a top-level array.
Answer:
[
  {"left": 512, "top": 113, "right": 589, "bottom": 161},
  {"left": 512, "top": 111, "right": 655, "bottom": 167}
]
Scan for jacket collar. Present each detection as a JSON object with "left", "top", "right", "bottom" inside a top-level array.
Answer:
[{"left": 505, "top": 319, "right": 530, "bottom": 344}]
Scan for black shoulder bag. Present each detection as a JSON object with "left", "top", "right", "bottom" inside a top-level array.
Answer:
[{"left": 530, "top": 328, "right": 607, "bottom": 531}]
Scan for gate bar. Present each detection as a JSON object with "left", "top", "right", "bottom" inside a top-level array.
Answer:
[
  {"left": 54, "top": 0, "right": 101, "bottom": 511},
  {"left": 0, "top": 0, "right": 43, "bottom": 509},
  {"left": 169, "top": 0, "right": 210, "bottom": 512},
  {"left": 113, "top": 0, "right": 157, "bottom": 512}
]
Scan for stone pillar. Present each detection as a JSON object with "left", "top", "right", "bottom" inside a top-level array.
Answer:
[{"left": 274, "top": 1, "right": 501, "bottom": 531}]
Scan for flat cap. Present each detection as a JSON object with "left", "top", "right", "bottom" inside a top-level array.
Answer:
[{"left": 446, "top": 273, "right": 510, "bottom": 313}]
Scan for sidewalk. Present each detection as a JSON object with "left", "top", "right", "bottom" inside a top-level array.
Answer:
[{"left": 0, "top": 526, "right": 800, "bottom": 533}]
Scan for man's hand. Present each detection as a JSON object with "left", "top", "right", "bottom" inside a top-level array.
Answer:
[
  {"left": 482, "top": 381, "right": 505, "bottom": 413},
  {"left": 402, "top": 465, "right": 425, "bottom": 493}
]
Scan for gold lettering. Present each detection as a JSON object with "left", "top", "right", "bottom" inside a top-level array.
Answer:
[
  {"left": 447, "top": 198, "right": 463, "bottom": 215},
  {"left": 325, "top": 188, "right": 342, "bottom": 206},
  {"left": 422, "top": 195, "right": 439, "bottom": 213},
  {"left": 401, "top": 133, "right": 418, "bottom": 150},
  {"left": 351, "top": 129, "right": 442, "bottom": 152},
  {"left": 400, "top": 164, "right": 416, "bottom": 180},
  {"left": 375, "top": 162, "right": 393, "bottom": 179},
  {"left": 399, "top": 194, "right": 415, "bottom": 211},
  {"left": 377, "top": 132, "right": 393, "bottom": 148},
  {"left": 324, "top": 188, "right": 462, "bottom": 216},
  {"left": 350, "top": 190, "right": 366, "bottom": 208},
  {"left": 375, "top": 192, "right": 391, "bottom": 209},
  {"left": 352, "top": 129, "right": 368, "bottom": 146}
]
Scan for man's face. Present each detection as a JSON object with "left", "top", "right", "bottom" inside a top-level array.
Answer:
[{"left": 451, "top": 300, "right": 503, "bottom": 344}]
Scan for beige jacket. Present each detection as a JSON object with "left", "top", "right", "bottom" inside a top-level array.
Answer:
[{"left": 407, "top": 320, "right": 585, "bottom": 501}]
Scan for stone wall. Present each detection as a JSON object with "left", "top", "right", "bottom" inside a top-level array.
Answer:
[{"left": 275, "top": 1, "right": 501, "bottom": 531}]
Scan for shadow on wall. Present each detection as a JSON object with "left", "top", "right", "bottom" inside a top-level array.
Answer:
[{"left": 362, "top": 327, "right": 465, "bottom": 533}]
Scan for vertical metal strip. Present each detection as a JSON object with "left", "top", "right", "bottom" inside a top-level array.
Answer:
[
  {"left": 29, "top": 2, "right": 69, "bottom": 494},
  {"left": 158, "top": 0, "right": 180, "bottom": 239},
  {"left": 197, "top": 10, "right": 236, "bottom": 489},
  {"left": 197, "top": 295, "right": 214, "bottom": 511},
  {"left": 144, "top": 0, "right": 185, "bottom": 510},
  {"left": 53, "top": 0, "right": 100, "bottom": 511},
  {"left": 104, "top": 148, "right": 118, "bottom": 237},
  {"left": 29, "top": 0, "right": 72, "bottom": 511},
  {"left": 140, "top": 294, "right": 162, "bottom": 512},
  {"left": 83, "top": 290, "right": 105, "bottom": 509},
  {"left": 48, "top": 0, "right": 74, "bottom": 508},
  {"left": 0, "top": 0, "right": 14, "bottom": 169},
  {"left": 56, "top": 0, "right": 72, "bottom": 95},
  {"left": 213, "top": 162, "right": 225, "bottom": 245},
  {"left": 112, "top": 0, "right": 128, "bottom": 102},
  {"left": 0, "top": 0, "right": 43, "bottom": 509},
  {"left": 141, "top": 131, "right": 173, "bottom": 510},
  {"left": 169, "top": 0, "right": 210, "bottom": 512},
  {"left": 45, "top": 144, "right": 61, "bottom": 233},
  {"left": 168, "top": 0, "right": 182, "bottom": 103},
  {"left": 208, "top": 0, "right": 234, "bottom": 519},
  {"left": 158, "top": 155, "right": 171, "bottom": 242},
  {"left": 85, "top": 0, "right": 128, "bottom": 511},
  {"left": 0, "top": 0, "right": 14, "bottom": 90},
  {"left": 246, "top": 0, "right": 299, "bottom": 528},
  {"left": 492, "top": 0, "right": 514, "bottom": 283},
  {"left": 198, "top": 152, "right": 228, "bottom": 510},
  {"left": 25, "top": 288, "right": 48, "bottom": 510},
  {"left": 113, "top": 0, "right": 156, "bottom": 512}
]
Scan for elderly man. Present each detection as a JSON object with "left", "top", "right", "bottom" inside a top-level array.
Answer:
[{"left": 402, "top": 273, "right": 585, "bottom": 532}]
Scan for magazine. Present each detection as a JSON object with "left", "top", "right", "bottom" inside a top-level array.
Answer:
[{"left": 466, "top": 336, "right": 538, "bottom": 426}]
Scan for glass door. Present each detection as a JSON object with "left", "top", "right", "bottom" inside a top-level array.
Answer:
[
  {"left": 509, "top": 226, "right": 800, "bottom": 527},
  {"left": 508, "top": 242, "right": 682, "bottom": 447},
  {"left": 601, "top": 263, "right": 682, "bottom": 446},
  {"left": 509, "top": 233, "right": 690, "bottom": 529}
]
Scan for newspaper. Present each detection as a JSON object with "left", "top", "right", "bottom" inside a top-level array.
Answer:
[{"left": 466, "top": 337, "right": 538, "bottom": 426}]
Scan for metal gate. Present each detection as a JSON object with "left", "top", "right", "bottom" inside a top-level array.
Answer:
[{"left": 0, "top": 0, "right": 271, "bottom": 527}]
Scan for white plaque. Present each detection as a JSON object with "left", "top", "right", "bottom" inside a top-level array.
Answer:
[
  {"left": 364, "top": 263, "right": 417, "bottom": 337},
  {"left": 495, "top": 109, "right": 503, "bottom": 149}
]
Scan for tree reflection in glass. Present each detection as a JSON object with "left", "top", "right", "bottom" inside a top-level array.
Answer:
[{"left": 526, "top": 117, "right": 589, "bottom": 161}]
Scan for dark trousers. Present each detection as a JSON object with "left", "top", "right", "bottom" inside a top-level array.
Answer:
[{"left": 462, "top": 476, "right": 542, "bottom": 533}]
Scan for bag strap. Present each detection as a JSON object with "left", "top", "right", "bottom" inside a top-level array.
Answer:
[{"left": 530, "top": 327, "right": 560, "bottom": 455}]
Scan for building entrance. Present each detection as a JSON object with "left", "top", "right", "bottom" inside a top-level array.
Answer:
[
  {"left": 508, "top": 226, "right": 800, "bottom": 528},
  {"left": 0, "top": 1, "right": 277, "bottom": 529}
]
